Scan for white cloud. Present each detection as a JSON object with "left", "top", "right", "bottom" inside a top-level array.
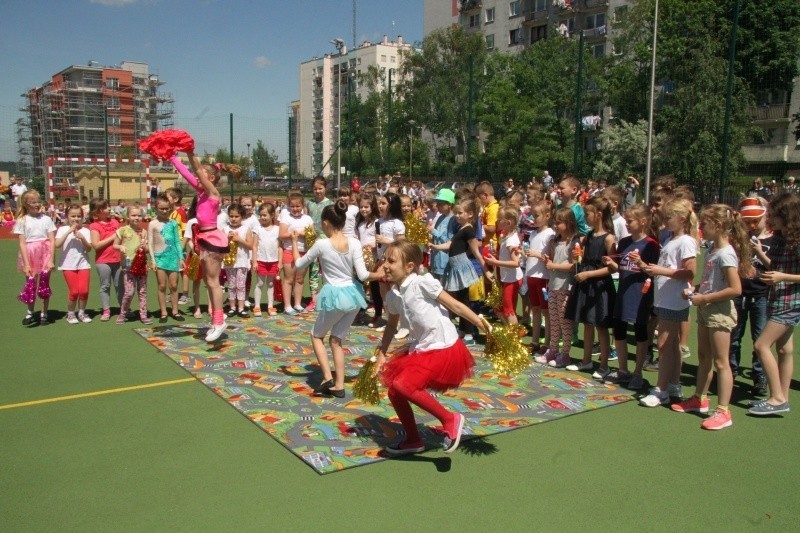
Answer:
[
  {"left": 253, "top": 56, "right": 272, "bottom": 69},
  {"left": 90, "top": 0, "right": 137, "bottom": 6}
]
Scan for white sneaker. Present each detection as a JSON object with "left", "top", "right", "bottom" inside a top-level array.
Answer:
[
  {"left": 639, "top": 387, "right": 670, "bottom": 407},
  {"left": 205, "top": 321, "right": 228, "bottom": 342},
  {"left": 78, "top": 312, "right": 92, "bottom": 323},
  {"left": 566, "top": 361, "right": 593, "bottom": 372},
  {"left": 680, "top": 345, "right": 691, "bottom": 359},
  {"left": 66, "top": 314, "right": 80, "bottom": 325},
  {"left": 394, "top": 327, "right": 410, "bottom": 340},
  {"left": 592, "top": 367, "right": 611, "bottom": 380}
]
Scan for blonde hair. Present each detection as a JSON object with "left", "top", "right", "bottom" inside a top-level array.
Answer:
[
  {"left": 663, "top": 198, "right": 699, "bottom": 241},
  {"left": 385, "top": 240, "right": 422, "bottom": 269},
  {"left": 16, "top": 190, "right": 42, "bottom": 218},
  {"left": 456, "top": 198, "right": 480, "bottom": 227},
  {"left": 699, "top": 204, "right": 753, "bottom": 278}
]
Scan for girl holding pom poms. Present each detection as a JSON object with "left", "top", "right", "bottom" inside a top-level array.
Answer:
[
  {"left": 291, "top": 200, "right": 379, "bottom": 398},
  {"left": 14, "top": 190, "right": 56, "bottom": 325},
  {"left": 375, "top": 241, "right": 489, "bottom": 456},
  {"left": 113, "top": 206, "right": 151, "bottom": 325}
]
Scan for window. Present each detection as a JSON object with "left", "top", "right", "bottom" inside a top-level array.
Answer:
[
  {"left": 469, "top": 13, "right": 480, "bottom": 27},
  {"left": 509, "top": 1, "right": 520, "bottom": 17},
  {"left": 613, "top": 5, "right": 628, "bottom": 23},
  {"left": 108, "top": 115, "right": 120, "bottom": 127},
  {"left": 106, "top": 77, "right": 119, "bottom": 90},
  {"left": 107, "top": 96, "right": 120, "bottom": 110},
  {"left": 486, "top": 34, "right": 495, "bottom": 50},
  {"left": 509, "top": 28, "right": 522, "bottom": 45},
  {"left": 531, "top": 25, "right": 547, "bottom": 43},
  {"left": 381, "top": 54, "right": 387, "bottom": 62},
  {"left": 534, "top": 0, "right": 547, "bottom": 11},
  {"left": 390, "top": 56, "right": 396, "bottom": 63},
  {"left": 485, "top": 7, "right": 495, "bottom": 23},
  {"left": 567, "top": 17, "right": 575, "bottom": 32},
  {"left": 586, "top": 13, "right": 605, "bottom": 29},
  {"left": 591, "top": 43, "right": 605, "bottom": 58},
  {"left": 109, "top": 134, "right": 121, "bottom": 147}
]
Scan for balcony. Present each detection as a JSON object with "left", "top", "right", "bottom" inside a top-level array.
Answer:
[
  {"left": 524, "top": 9, "right": 549, "bottom": 25},
  {"left": 749, "top": 103, "right": 791, "bottom": 122},
  {"left": 459, "top": 0, "right": 481, "bottom": 12},
  {"left": 583, "top": 25, "right": 607, "bottom": 38}
]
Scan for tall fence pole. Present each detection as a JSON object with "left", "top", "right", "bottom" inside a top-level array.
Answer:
[
  {"left": 719, "top": 0, "right": 741, "bottom": 203},
  {"left": 644, "top": 0, "right": 660, "bottom": 202},
  {"left": 288, "top": 115, "right": 294, "bottom": 188},
  {"left": 467, "top": 55, "right": 474, "bottom": 182},
  {"left": 229, "top": 113, "right": 234, "bottom": 202},
  {"left": 573, "top": 31, "right": 584, "bottom": 177},
  {"left": 387, "top": 69, "right": 393, "bottom": 174}
]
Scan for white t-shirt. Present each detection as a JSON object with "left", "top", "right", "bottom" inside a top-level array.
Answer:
[
  {"left": 13, "top": 214, "right": 56, "bottom": 242},
  {"left": 280, "top": 213, "right": 314, "bottom": 252},
  {"left": 654, "top": 234, "right": 697, "bottom": 310},
  {"left": 357, "top": 220, "right": 376, "bottom": 247},
  {"left": 295, "top": 237, "right": 370, "bottom": 286},
  {"left": 385, "top": 273, "right": 459, "bottom": 352},
  {"left": 56, "top": 226, "right": 92, "bottom": 270},
  {"left": 184, "top": 218, "right": 197, "bottom": 240},
  {"left": 697, "top": 244, "right": 738, "bottom": 295},
  {"left": 499, "top": 232, "right": 524, "bottom": 283},
  {"left": 613, "top": 213, "right": 630, "bottom": 243},
  {"left": 525, "top": 227, "right": 555, "bottom": 279},
  {"left": 254, "top": 225, "right": 280, "bottom": 263},
  {"left": 224, "top": 225, "right": 252, "bottom": 268},
  {"left": 376, "top": 217, "right": 405, "bottom": 260},
  {"left": 343, "top": 204, "right": 359, "bottom": 238}
]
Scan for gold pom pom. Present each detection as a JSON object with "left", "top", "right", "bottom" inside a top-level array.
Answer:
[
  {"left": 304, "top": 224, "right": 317, "bottom": 249},
  {"left": 223, "top": 239, "right": 238, "bottom": 266},
  {"left": 484, "top": 276, "right": 502, "bottom": 309},
  {"left": 186, "top": 253, "right": 202, "bottom": 281},
  {"left": 363, "top": 246, "right": 376, "bottom": 272},
  {"left": 484, "top": 322, "right": 530, "bottom": 377},
  {"left": 404, "top": 213, "right": 428, "bottom": 245},
  {"left": 353, "top": 356, "right": 381, "bottom": 405}
]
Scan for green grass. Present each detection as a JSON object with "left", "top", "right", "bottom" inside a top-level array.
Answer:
[{"left": 0, "top": 238, "right": 797, "bottom": 531}]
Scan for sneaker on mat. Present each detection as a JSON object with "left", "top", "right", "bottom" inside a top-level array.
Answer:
[
  {"left": 268, "top": 307, "right": 278, "bottom": 316},
  {"left": 462, "top": 335, "right": 476, "bottom": 347},
  {"left": 626, "top": 373, "right": 644, "bottom": 390},
  {"left": 442, "top": 413, "right": 465, "bottom": 454},
  {"left": 608, "top": 347, "right": 618, "bottom": 361},
  {"left": 294, "top": 304, "right": 305, "bottom": 313},
  {"left": 304, "top": 301, "right": 316, "bottom": 313},
  {"left": 285, "top": 308, "right": 297, "bottom": 316},
  {"left": 701, "top": 408, "right": 733, "bottom": 430},
  {"left": 252, "top": 307, "right": 262, "bottom": 317},
  {"left": 671, "top": 395, "right": 709, "bottom": 414},
  {"left": 384, "top": 441, "right": 425, "bottom": 456},
  {"left": 548, "top": 354, "right": 571, "bottom": 368},
  {"left": 394, "top": 327, "right": 410, "bottom": 340},
  {"left": 534, "top": 348, "right": 556, "bottom": 365},
  {"left": 640, "top": 387, "right": 670, "bottom": 408},
  {"left": 604, "top": 370, "right": 631, "bottom": 384},
  {"left": 748, "top": 401, "right": 790, "bottom": 416},
  {"left": 205, "top": 322, "right": 228, "bottom": 342},
  {"left": 566, "top": 361, "right": 593, "bottom": 372},
  {"left": 592, "top": 367, "right": 611, "bottom": 381}
]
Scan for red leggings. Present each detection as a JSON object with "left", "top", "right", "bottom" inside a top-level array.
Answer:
[{"left": 63, "top": 269, "right": 90, "bottom": 302}]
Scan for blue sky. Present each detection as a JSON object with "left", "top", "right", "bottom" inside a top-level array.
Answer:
[{"left": 0, "top": 0, "right": 423, "bottom": 162}]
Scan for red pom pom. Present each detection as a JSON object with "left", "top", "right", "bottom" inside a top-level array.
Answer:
[{"left": 138, "top": 130, "right": 195, "bottom": 161}]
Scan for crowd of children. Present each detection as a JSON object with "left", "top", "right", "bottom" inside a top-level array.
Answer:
[{"left": 13, "top": 162, "right": 799, "bottom": 439}]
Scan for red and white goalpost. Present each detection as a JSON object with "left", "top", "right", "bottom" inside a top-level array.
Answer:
[{"left": 46, "top": 157, "right": 151, "bottom": 207}]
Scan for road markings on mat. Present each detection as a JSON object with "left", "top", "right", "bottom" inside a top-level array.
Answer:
[{"left": 0, "top": 377, "right": 196, "bottom": 411}]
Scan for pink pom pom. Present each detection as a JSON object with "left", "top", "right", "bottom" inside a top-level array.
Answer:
[
  {"left": 138, "top": 130, "right": 195, "bottom": 162},
  {"left": 37, "top": 271, "right": 52, "bottom": 299},
  {"left": 18, "top": 276, "right": 36, "bottom": 305}
]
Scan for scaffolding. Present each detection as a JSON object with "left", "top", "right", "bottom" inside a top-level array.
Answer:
[{"left": 18, "top": 62, "right": 174, "bottom": 178}]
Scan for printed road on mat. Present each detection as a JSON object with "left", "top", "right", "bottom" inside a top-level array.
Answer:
[{"left": 135, "top": 317, "right": 633, "bottom": 474}]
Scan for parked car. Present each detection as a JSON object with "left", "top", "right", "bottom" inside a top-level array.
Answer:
[
  {"left": 424, "top": 181, "right": 445, "bottom": 193},
  {"left": 450, "top": 181, "right": 467, "bottom": 192}
]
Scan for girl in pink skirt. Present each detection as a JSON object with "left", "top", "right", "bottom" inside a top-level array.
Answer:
[
  {"left": 14, "top": 190, "right": 56, "bottom": 325},
  {"left": 375, "top": 241, "right": 489, "bottom": 456}
]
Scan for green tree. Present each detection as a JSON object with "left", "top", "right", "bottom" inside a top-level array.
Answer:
[
  {"left": 251, "top": 140, "right": 279, "bottom": 177},
  {"left": 397, "top": 25, "right": 488, "bottom": 173},
  {"left": 593, "top": 119, "right": 666, "bottom": 182}
]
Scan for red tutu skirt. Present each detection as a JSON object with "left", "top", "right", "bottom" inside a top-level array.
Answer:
[{"left": 381, "top": 339, "right": 475, "bottom": 393}]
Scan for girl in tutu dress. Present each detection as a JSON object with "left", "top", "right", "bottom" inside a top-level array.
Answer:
[
  {"left": 434, "top": 198, "right": 490, "bottom": 346},
  {"left": 14, "top": 190, "right": 56, "bottom": 325},
  {"left": 291, "top": 200, "right": 380, "bottom": 398},
  {"left": 375, "top": 241, "right": 490, "bottom": 456}
]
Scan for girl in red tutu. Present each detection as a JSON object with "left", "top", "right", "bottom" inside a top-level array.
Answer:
[{"left": 375, "top": 240, "right": 489, "bottom": 456}]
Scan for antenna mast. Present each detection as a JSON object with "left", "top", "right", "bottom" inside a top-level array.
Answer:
[{"left": 352, "top": 0, "right": 357, "bottom": 49}]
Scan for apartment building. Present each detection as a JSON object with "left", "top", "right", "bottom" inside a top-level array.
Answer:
[
  {"left": 19, "top": 61, "right": 173, "bottom": 177},
  {"left": 298, "top": 36, "right": 413, "bottom": 178}
]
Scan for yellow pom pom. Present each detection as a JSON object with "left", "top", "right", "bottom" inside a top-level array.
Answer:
[
  {"left": 404, "top": 213, "right": 428, "bottom": 245},
  {"left": 223, "top": 239, "right": 238, "bottom": 266},
  {"left": 304, "top": 224, "right": 317, "bottom": 249},
  {"left": 484, "top": 276, "right": 502, "bottom": 309},
  {"left": 362, "top": 246, "right": 376, "bottom": 272},
  {"left": 186, "top": 253, "right": 202, "bottom": 281},
  {"left": 353, "top": 356, "right": 381, "bottom": 405},
  {"left": 484, "top": 322, "right": 530, "bottom": 377}
]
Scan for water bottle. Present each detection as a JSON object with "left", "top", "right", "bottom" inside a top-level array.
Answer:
[
  {"left": 542, "top": 287, "right": 549, "bottom": 301},
  {"left": 641, "top": 278, "right": 652, "bottom": 294}
]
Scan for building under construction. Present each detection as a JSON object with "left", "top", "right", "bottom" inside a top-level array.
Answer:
[{"left": 18, "top": 61, "right": 173, "bottom": 178}]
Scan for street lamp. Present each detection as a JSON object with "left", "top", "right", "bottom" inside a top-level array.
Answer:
[{"left": 408, "top": 120, "right": 416, "bottom": 181}]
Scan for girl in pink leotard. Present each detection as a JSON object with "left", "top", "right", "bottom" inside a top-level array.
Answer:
[{"left": 170, "top": 153, "right": 241, "bottom": 342}]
